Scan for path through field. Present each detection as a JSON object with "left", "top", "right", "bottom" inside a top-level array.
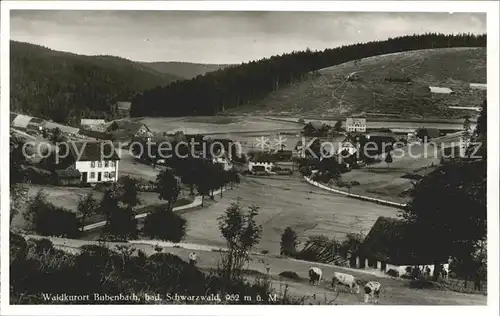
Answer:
[
  {"left": 38, "top": 236, "right": 487, "bottom": 305},
  {"left": 181, "top": 175, "right": 400, "bottom": 255}
]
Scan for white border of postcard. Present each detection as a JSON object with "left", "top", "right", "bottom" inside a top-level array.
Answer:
[{"left": 1, "top": 1, "right": 499, "bottom": 316}]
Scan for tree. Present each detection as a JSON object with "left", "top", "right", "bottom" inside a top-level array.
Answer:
[
  {"left": 104, "top": 205, "right": 138, "bottom": 240},
  {"left": 333, "top": 120, "right": 343, "bottom": 133},
  {"left": 227, "top": 169, "right": 240, "bottom": 189},
  {"left": 156, "top": 168, "right": 180, "bottom": 211},
  {"left": 23, "top": 190, "right": 50, "bottom": 232},
  {"left": 120, "top": 176, "right": 141, "bottom": 207},
  {"left": 340, "top": 232, "right": 364, "bottom": 259},
  {"left": 97, "top": 187, "right": 121, "bottom": 225},
  {"left": 10, "top": 184, "right": 28, "bottom": 224},
  {"left": 385, "top": 151, "right": 393, "bottom": 168},
  {"left": 50, "top": 127, "right": 66, "bottom": 143},
  {"left": 142, "top": 208, "right": 187, "bottom": 242},
  {"left": 177, "top": 157, "right": 200, "bottom": 195},
  {"left": 463, "top": 115, "right": 472, "bottom": 157},
  {"left": 77, "top": 192, "right": 98, "bottom": 231},
  {"left": 217, "top": 202, "right": 263, "bottom": 280},
  {"left": 400, "top": 160, "right": 486, "bottom": 281},
  {"left": 10, "top": 135, "right": 28, "bottom": 224},
  {"left": 130, "top": 34, "right": 485, "bottom": 118},
  {"left": 280, "top": 227, "right": 299, "bottom": 256},
  {"left": 24, "top": 190, "right": 79, "bottom": 237},
  {"left": 195, "top": 160, "right": 219, "bottom": 203}
]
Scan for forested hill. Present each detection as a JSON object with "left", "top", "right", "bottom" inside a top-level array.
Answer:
[
  {"left": 140, "top": 61, "right": 233, "bottom": 79},
  {"left": 10, "top": 41, "right": 184, "bottom": 124},
  {"left": 130, "top": 33, "right": 486, "bottom": 118}
]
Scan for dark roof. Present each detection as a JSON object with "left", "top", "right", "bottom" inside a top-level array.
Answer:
[
  {"left": 417, "top": 128, "right": 441, "bottom": 137},
  {"left": 106, "top": 120, "right": 150, "bottom": 136},
  {"left": 54, "top": 168, "right": 81, "bottom": 179},
  {"left": 308, "top": 121, "right": 325, "bottom": 130},
  {"left": 69, "top": 141, "right": 120, "bottom": 161},
  {"left": 359, "top": 216, "right": 447, "bottom": 265}
]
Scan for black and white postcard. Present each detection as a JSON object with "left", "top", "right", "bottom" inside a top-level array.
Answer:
[{"left": 1, "top": 1, "right": 498, "bottom": 316}]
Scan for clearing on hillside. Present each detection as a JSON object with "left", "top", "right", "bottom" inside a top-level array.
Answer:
[{"left": 225, "top": 48, "right": 486, "bottom": 119}]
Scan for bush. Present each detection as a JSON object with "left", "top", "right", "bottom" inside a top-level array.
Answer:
[
  {"left": 279, "top": 271, "right": 301, "bottom": 280},
  {"left": 350, "top": 181, "right": 361, "bottom": 186},
  {"left": 10, "top": 233, "right": 307, "bottom": 304},
  {"left": 386, "top": 269, "right": 400, "bottom": 277},
  {"left": 24, "top": 191, "right": 80, "bottom": 237},
  {"left": 142, "top": 209, "right": 187, "bottom": 242},
  {"left": 104, "top": 205, "right": 138, "bottom": 240},
  {"left": 280, "top": 227, "right": 299, "bottom": 257},
  {"left": 409, "top": 278, "right": 441, "bottom": 290}
]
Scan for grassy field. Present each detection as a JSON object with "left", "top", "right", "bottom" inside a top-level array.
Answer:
[
  {"left": 224, "top": 48, "right": 486, "bottom": 119},
  {"left": 329, "top": 141, "right": 443, "bottom": 204},
  {"left": 44, "top": 236, "right": 487, "bottom": 305},
  {"left": 179, "top": 176, "right": 400, "bottom": 255},
  {"left": 11, "top": 184, "right": 193, "bottom": 230},
  {"left": 137, "top": 116, "right": 303, "bottom": 135}
]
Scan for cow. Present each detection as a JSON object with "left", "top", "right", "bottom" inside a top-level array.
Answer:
[
  {"left": 363, "top": 281, "right": 381, "bottom": 304},
  {"left": 188, "top": 252, "right": 197, "bottom": 266},
  {"left": 331, "top": 272, "right": 360, "bottom": 294},
  {"left": 308, "top": 267, "right": 322, "bottom": 286}
]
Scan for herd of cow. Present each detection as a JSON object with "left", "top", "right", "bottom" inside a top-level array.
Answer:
[{"left": 308, "top": 267, "right": 382, "bottom": 304}]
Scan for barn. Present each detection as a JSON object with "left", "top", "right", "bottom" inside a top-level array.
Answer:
[{"left": 353, "top": 216, "right": 450, "bottom": 277}]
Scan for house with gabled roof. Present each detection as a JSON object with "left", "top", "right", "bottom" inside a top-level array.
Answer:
[
  {"left": 352, "top": 216, "right": 450, "bottom": 277},
  {"left": 106, "top": 120, "right": 152, "bottom": 139},
  {"left": 65, "top": 141, "right": 121, "bottom": 184}
]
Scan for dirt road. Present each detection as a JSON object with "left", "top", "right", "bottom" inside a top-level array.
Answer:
[
  {"left": 181, "top": 175, "right": 400, "bottom": 255},
  {"left": 36, "top": 236, "right": 487, "bottom": 305}
]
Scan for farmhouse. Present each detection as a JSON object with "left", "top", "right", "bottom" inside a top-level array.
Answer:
[
  {"left": 11, "top": 114, "right": 47, "bottom": 134},
  {"left": 116, "top": 101, "right": 132, "bottom": 117},
  {"left": 80, "top": 119, "right": 107, "bottom": 132},
  {"left": 345, "top": 117, "right": 367, "bottom": 132},
  {"left": 106, "top": 120, "right": 153, "bottom": 139},
  {"left": 353, "top": 216, "right": 450, "bottom": 277},
  {"left": 65, "top": 141, "right": 121, "bottom": 184}
]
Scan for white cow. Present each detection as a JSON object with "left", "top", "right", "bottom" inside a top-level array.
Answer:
[
  {"left": 308, "top": 267, "right": 323, "bottom": 286},
  {"left": 363, "top": 281, "right": 382, "bottom": 304},
  {"left": 331, "top": 272, "right": 360, "bottom": 294}
]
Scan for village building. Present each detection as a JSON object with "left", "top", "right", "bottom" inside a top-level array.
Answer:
[
  {"left": 345, "top": 117, "right": 367, "bottom": 133},
  {"left": 106, "top": 120, "right": 153, "bottom": 139},
  {"left": 11, "top": 114, "right": 47, "bottom": 134},
  {"left": 352, "top": 216, "right": 450, "bottom": 277},
  {"left": 116, "top": 101, "right": 132, "bottom": 117},
  {"left": 64, "top": 141, "right": 121, "bottom": 184},
  {"left": 80, "top": 119, "right": 108, "bottom": 132}
]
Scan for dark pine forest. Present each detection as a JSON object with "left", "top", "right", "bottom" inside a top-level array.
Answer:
[{"left": 130, "top": 33, "right": 486, "bottom": 118}]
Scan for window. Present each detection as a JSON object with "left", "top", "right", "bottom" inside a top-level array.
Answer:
[
  {"left": 91, "top": 161, "right": 95, "bottom": 168},
  {"left": 90, "top": 172, "right": 95, "bottom": 179},
  {"left": 98, "top": 161, "right": 102, "bottom": 168},
  {"left": 110, "top": 172, "right": 116, "bottom": 179},
  {"left": 105, "top": 161, "right": 109, "bottom": 167},
  {"left": 104, "top": 172, "right": 109, "bottom": 178},
  {"left": 109, "top": 161, "right": 114, "bottom": 167}
]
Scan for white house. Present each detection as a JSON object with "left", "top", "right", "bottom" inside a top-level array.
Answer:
[
  {"left": 81, "top": 119, "right": 107, "bottom": 131},
  {"left": 345, "top": 117, "right": 367, "bottom": 133},
  {"left": 68, "top": 141, "right": 120, "bottom": 184},
  {"left": 213, "top": 157, "right": 233, "bottom": 171},
  {"left": 248, "top": 161, "right": 275, "bottom": 172}
]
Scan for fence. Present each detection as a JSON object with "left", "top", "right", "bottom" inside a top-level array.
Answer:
[{"left": 303, "top": 176, "right": 407, "bottom": 209}]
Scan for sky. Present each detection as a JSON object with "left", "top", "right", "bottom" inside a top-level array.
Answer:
[{"left": 10, "top": 11, "right": 486, "bottom": 64}]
